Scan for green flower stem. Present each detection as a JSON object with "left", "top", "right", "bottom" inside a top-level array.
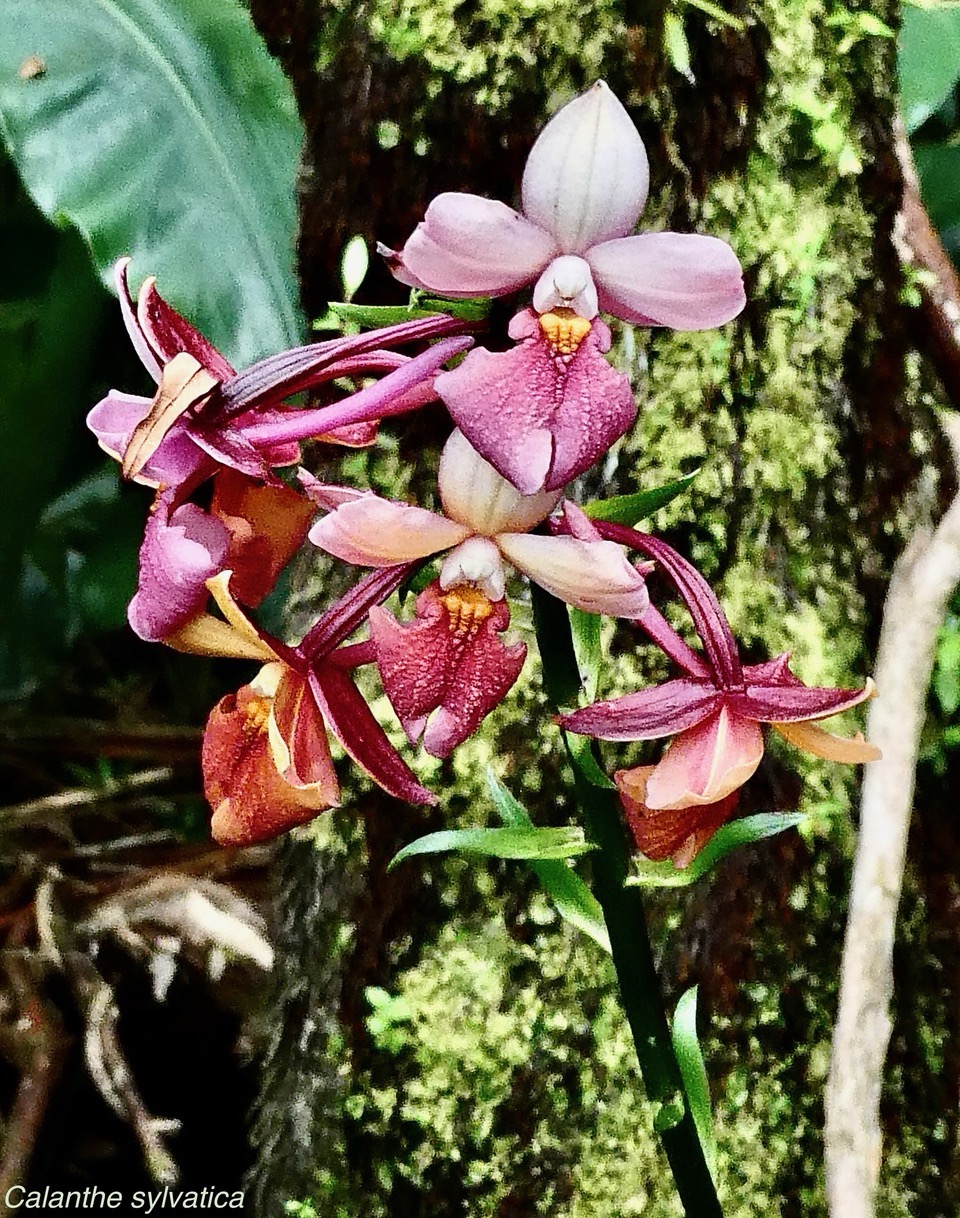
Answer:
[{"left": 531, "top": 585, "right": 723, "bottom": 1218}]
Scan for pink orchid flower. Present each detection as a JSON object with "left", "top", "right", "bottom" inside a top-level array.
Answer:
[
  {"left": 304, "top": 430, "right": 650, "bottom": 754},
  {"left": 381, "top": 82, "right": 745, "bottom": 493},
  {"left": 88, "top": 258, "right": 473, "bottom": 497},
  {"left": 127, "top": 471, "right": 316, "bottom": 644},
  {"left": 559, "top": 510, "right": 879, "bottom": 863},
  {"left": 175, "top": 568, "right": 435, "bottom": 845}
]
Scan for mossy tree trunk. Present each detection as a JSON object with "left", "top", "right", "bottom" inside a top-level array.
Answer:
[{"left": 245, "top": 3, "right": 955, "bottom": 1215}]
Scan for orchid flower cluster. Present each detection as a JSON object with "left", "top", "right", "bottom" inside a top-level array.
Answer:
[{"left": 89, "top": 82, "right": 879, "bottom": 865}]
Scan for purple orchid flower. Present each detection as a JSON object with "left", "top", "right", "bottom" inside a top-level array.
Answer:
[
  {"left": 304, "top": 430, "right": 650, "bottom": 755},
  {"left": 178, "top": 567, "right": 436, "bottom": 845},
  {"left": 558, "top": 507, "right": 879, "bottom": 862},
  {"left": 88, "top": 258, "right": 474, "bottom": 496},
  {"left": 381, "top": 82, "right": 745, "bottom": 493},
  {"left": 90, "top": 259, "right": 473, "bottom": 644}
]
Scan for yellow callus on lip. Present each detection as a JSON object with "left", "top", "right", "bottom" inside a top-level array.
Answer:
[
  {"left": 539, "top": 308, "right": 592, "bottom": 356},
  {"left": 440, "top": 585, "right": 494, "bottom": 638}
]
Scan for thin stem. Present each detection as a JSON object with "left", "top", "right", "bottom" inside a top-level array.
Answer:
[{"left": 531, "top": 584, "right": 723, "bottom": 1217}]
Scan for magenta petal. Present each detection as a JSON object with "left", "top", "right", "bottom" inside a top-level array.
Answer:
[
  {"left": 437, "top": 309, "right": 636, "bottom": 494},
  {"left": 87, "top": 391, "right": 153, "bottom": 461},
  {"left": 137, "top": 276, "right": 235, "bottom": 379},
  {"left": 729, "top": 681, "right": 874, "bottom": 724},
  {"left": 588, "top": 233, "right": 746, "bottom": 329},
  {"left": 186, "top": 421, "right": 283, "bottom": 484},
  {"left": 561, "top": 679, "right": 721, "bottom": 740},
  {"left": 370, "top": 586, "right": 526, "bottom": 757},
  {"left": 396, "top": 193, "right": 558, "bottom": 298},
  {"left": 87, "top": 391, "right": 212, "bottom": 490},
  {"left": 309, "top": 667, "right": 436, "bottom": 804},
  {"left": 592, "top": 521, "right": 742, "bottom": 688},
  {"left": 127, "top": 495, "right": 230, "bottom": 642},
  {"left": 302, "top": 565, "right": 416, "bottom": 659},
  {"left": 741, "top": 654, "right": 795, "bottom": 685},
  {"left": 114, "top": 259, "right": 161, "bottom": 382}
]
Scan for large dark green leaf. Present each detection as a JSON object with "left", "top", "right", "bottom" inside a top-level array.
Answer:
[
  {"left": 0, "top": 0, "right": 304, "bottom": 364},
  {"left": 914, "top": 142, "right": 960, "bottom": 252},
  {"left": 898, "top": 5, "right": 960, "bottom": 134}
]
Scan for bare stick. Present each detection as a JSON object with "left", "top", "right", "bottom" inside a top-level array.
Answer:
[{"left": 825, "top": 418, "right": 960, "bottom": 1215}]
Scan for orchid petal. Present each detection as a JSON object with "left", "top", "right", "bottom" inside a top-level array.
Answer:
[
  {"left": 219, "top": 313, "right": 470, "bottom": 419},
  {"left": 644, "top": 707, "right": 764, "bottom": 810},
  {"left": 210, "top": 471, "right": 316, "bottom": 607},
  {"left": 87, "top": 390, "right": 212, "bottom": 491},
  {"left": 123, "top": 353, "right": 220, "bottom": 482},
  {"left": 439, "top": 537, "right": 506, "bottom": 601},
  {"left": 561, "top": 679, "right": 721, "bottom": 740},
  {"left": 309, "top": 496, "right": 471, "bottom": 567},
  {"left": 370, "top": 585, "right": 525, "bottom": 757},
  {"left": 203, "top": 665, "right": 337, "bottom": 846},
  {"left": 616, "top": 765, "right": 739, "bottom": 866},
  {"left": 497, "top": 533, "right": 649, "bottom": 617},
  {"left": 588, "top": 233, "right": 746, "bottom": 329},
  {"left": 127, "top": 496, "right": 230, "bottom": 643},
  {"left": 729, "top": 677, "right": 876, "bottom": 723},
  {"left": 771, "top": 720, "right": 881, "bottom": 763},
  {"left": 437, "top": 310, "right": 636, "bottom": 495},
  {"left": 592, "top": 521, "right": 742, "bottom": 687},
  {"left": 137, "top": 275, "right": 235, "bottom": 380},
  {"left": 438, "top": 428, "right": 562, "bottom": 536},
  {"left": 302, "top": 565, "right": 417, "bottom": 658},
  {"left": 166, "top": 613, "right": 278, "bottom": 661},
  {"left": 270, "top": 668, "right": 342, "bottom": 795},
  {"left": 309, "top": 667, "right": 436, "bottom": 804},
  {"left": 238, "top": 335, "right": 473, "bottom": 448},
  {"left": 114, "top": 258, "right": 161, "bottom": 381},
  {"left": 395, "top": 193, "right": 558, "bottom": 297},
  {"left": 296, "top": 472, "right": 370, "bottom": 511},
  {"left": 522, "top": 80, "right": 649, "bottom": 252}
]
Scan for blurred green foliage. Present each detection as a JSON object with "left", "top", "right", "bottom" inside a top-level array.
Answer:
[{"left": 0, "top": 0, "right": 304, "bottom": 696}]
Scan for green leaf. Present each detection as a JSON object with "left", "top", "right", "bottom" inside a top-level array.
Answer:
[
  {"left": 898, "top": 5, "right": 960, "bottom": 133},
  {"left": 0, "top": 0, "right": 304, "bottom": 365},
  {"left": 324, "top": 301, "right": 440, "bottom": 328},
  {"left": 626, "top": 811, "right": 808, "bottom": 888},
  {"left": 415, "top": 294, "right": 492, "bottom": 321},
  {"left": 564, "top": 734, "right": 616, "bottom": 791},
  {"left": 389, "top": 825, "right": 593, "bottom": 870},
  {"left": 487, "top": 770, "right": 611, "bottom": 953},
  {"left": 570, "top": 608, "right": 602, "bottom": 701},
  {"left": 914, "top": 142, "right": 960, "bottom": 243},
  {"left": 582, "top": 470, "right": 700, "bottom": 526},
  {"left": 934, "top": 622, "right": 960, "bottom": 716},
  {"left": 663, "top": 11, "right": 694, "bottom": 81},
  {"left": 680, "top": 0, "right": 745, "bottom": 31},
  {"left": 672, "top": 986, "right": 717, "bottom": 1179}
]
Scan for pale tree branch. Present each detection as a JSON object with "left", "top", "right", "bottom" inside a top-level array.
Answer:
[{"left": 825, "top": 122, "right": 960, "bottom": 1214}]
